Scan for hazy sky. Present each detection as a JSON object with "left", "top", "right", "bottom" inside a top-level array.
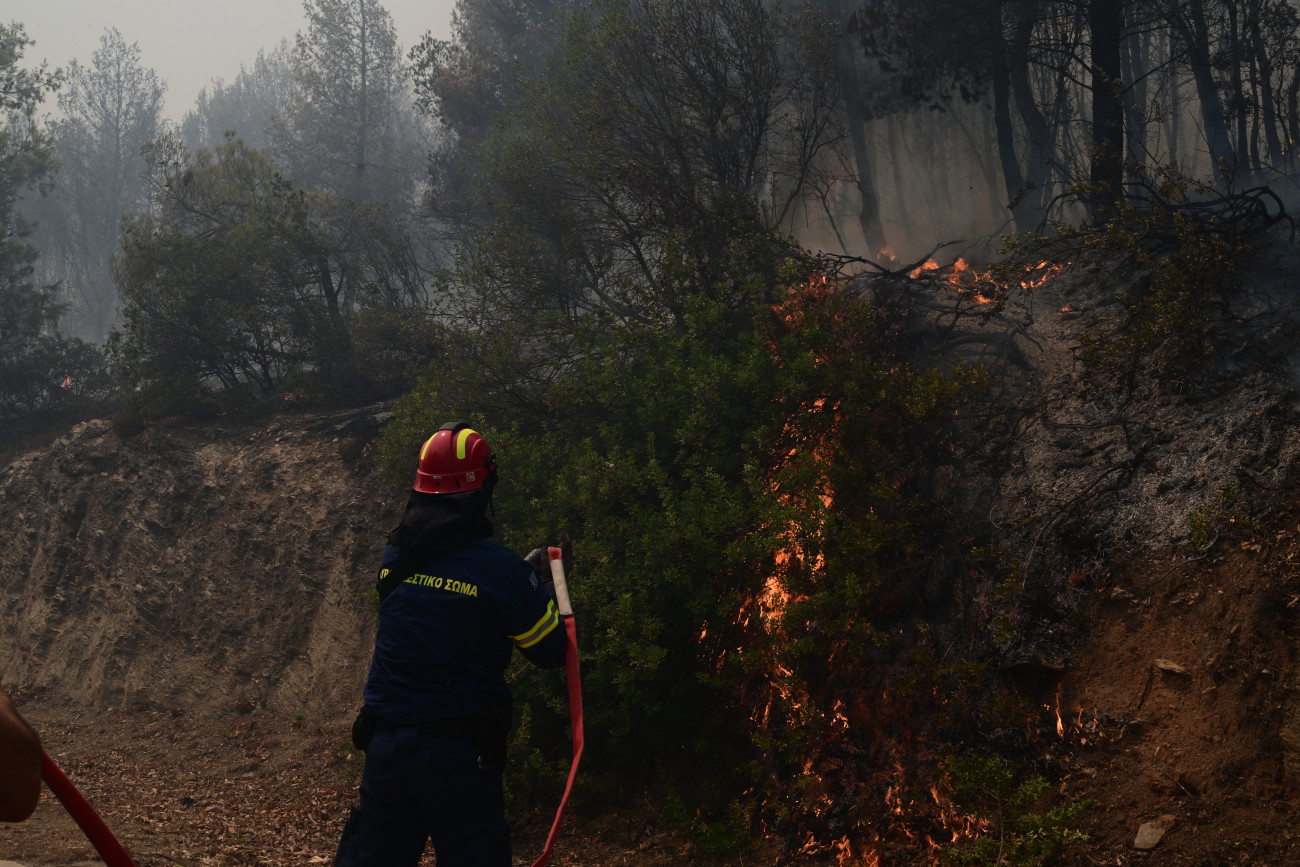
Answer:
[{"left": 15, "top": 0, "right": 458, "bottom": 120}]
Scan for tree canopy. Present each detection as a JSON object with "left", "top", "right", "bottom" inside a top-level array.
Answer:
[
  {"left": 26, "top": 27, "right": 166, "bottom": 343},
  {"left": 0, "top": 23, "right": 106, "bottom": 419},
  {"left": 182, "top": 41, "right": 295, "bottom": 154},
  {"left": 111, "top": 135, "right": 428, "bottom": 416},
  {"left": 274, "top": 0, "right": 426, "bottom": 212}
]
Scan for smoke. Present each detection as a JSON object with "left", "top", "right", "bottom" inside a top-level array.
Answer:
[{"left": 790, "top": 102, "right": 1024, "bottom": 267}]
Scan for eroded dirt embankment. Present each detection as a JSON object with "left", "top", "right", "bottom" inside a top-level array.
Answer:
[{"left": 0, "top": 405, "right": 400, "bottom": 723}]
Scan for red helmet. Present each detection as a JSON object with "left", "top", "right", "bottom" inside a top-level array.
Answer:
[{"left": 413, "top": 422, "right": 496, "bottom": 494}]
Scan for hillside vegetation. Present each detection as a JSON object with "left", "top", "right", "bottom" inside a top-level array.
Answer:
[
  {"left": 7, "top": 0, "right": 1300, "bottom": 863},
  {"left": 3, "top": 234, "right": 1300, "bottom": 864}
]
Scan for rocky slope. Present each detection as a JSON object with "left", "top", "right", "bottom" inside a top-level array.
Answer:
[{"left": 0, "top": 405, "right": 400, "bottom": 723}]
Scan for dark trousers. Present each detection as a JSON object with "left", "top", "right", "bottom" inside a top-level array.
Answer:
[{"left": 334, "top": 726, "right": 511, "bottom": 867}]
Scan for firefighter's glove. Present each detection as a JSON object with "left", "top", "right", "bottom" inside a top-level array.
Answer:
[
  {"left": 525, "top": 547, "right": 552, "bottom": 584},
  {"left": 525, "top": 537, "right": 574, "bottom": 584}
]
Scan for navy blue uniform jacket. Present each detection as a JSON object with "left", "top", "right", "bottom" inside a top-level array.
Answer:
[{"left": 362, "top": 538, "right": 566, "bottom": 726}]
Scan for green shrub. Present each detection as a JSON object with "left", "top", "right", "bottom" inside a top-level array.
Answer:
[
  {"left": 944, "top": 753, "right": 1090, "bottom": 867},
  {"left": 1187, "top": 485, "right": 1259, "bottom": 550}
]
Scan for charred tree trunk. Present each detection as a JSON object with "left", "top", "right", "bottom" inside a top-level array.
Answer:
[
  {"left": 1121, "top": 15, "right": 1149, "bottom": 169},
  {"left": 1247, "top": 0, "right": 1284, "bottom": 167},
  {"left": 1120, "top": 14, "right": 1150, "bottom": 203},
  {"left": 1225, "top": 1, "right": 1251, "bottom": 176},
  {"left": 1166, "top": 35, "right": 1181, "bottom": 166},
  {"left": 1010, "top": 0, "right": 1055, "bottom": 217},
  {"left": 989, "top": 0, "right": 1030, "bottom": 229},
  {"left": 1171, "top": 0, "right": 1237, "bottom": 181},
  {"left": 821, "top": 0, "right": 885, "bottom": 256},
  {"left": 1089, "top": 0, "right": 1125, "bottom": 218},
  {"left": 841, "top": 67, "right": 886, "bottom": 256}
]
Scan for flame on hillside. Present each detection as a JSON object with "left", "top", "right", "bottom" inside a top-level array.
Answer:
[
  {"left": 909, "top": 259, "right": 941, "bottom": 279},
  {"left": 743, "top": 272, "right": 1013, "bottom": 863},
  {"left": 907, "top": 256, "right": 1067, "bottom": 304},
  {"left": 750, "top": 271, "right": 1102, "bottom": 862}
]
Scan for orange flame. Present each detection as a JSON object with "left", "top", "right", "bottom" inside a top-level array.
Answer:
[
  {"left": 949, "top": 257, "right": 975, "bottom": 286},
  {"left": 909, "top": 259, "right": 940, "bottom": 279},
  {"left": 1019, "top": 260, "right": 1066, "bottom": 289},
  {"left": 756, "top": 271, "right": 1008, "bottom": 863},
  {"left": 907, "top": 257, "right": 1067, "bottom": 304}
]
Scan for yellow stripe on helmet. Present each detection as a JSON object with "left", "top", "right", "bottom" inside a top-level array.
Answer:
[
  {"left": 456, "top": 428, "right": 477, "bottom": 460},
  {"left": 419, "top": 434, "right": 437, "bottom": 461}
]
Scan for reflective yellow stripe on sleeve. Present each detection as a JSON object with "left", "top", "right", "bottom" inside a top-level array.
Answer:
[{"left": 510, "top": 600, "right": 560, "bottom": 648}]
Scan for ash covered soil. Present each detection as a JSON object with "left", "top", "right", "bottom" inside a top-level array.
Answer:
[{"left": 5, "top": 250, "right": 1300, "bottom": 864}]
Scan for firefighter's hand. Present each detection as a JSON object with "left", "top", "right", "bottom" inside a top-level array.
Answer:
[
  {"left": 525, "top": 537, "right": 574, "bottom": 583},
  {"left": 524, "top": 548, "right": 551, "bottom": 583}
]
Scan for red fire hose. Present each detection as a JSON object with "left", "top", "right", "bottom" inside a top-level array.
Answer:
[
  {"left": 529, "top": 546, "right": 585, "bottom": 867},
  {"left": 40, "top": 751, "right": 136, "bottom": 867}
]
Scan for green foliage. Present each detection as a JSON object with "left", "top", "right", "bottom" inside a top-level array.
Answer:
[
  {"left": 407, "top": 0, "right": 583, "bottom": 236},
  {"left": 388, "top": 281, "right": 795, "bottom": 780},
  {"left": 277, "top": 0, "right": 420, "bottom": 209},
  {"left": 943, "top": 753, "right": 1090, "bottom": 867},
  {"left": 0, "top": 22, "right": 110, "bottom": 420},
  {"left": 111, "top": 134, "right": 428, "bottom": 418},
  {"left": 1187, "top": 485, "right": 1259, "bottom": 550},
  {"left": 501, "top": 699, "right": 567, "bottom": 819},
  {"left": 0, "top": 19, "right": 61, "bottom": 400},
  {"left": 0, "top": 23, "right": 62, "bottom": 114},
  {"left": 385, "top": 0, "right": 991, "bottom": 850},
  {"left": 385, "top": 266, "right": 986, "bottom": 821},
  {"left": 409, "top": 0, "right": 574, "bottom": 141},
  {"left": 665, "top": 793, "right": 753, "bottom": 856}
]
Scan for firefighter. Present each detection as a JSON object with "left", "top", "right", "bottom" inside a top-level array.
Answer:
[
  {"left": 0, "top": 681, "right": 42, "bottom": 822},
  {"left": 335, "top": 422, "right": 566, "bottom": 867}
]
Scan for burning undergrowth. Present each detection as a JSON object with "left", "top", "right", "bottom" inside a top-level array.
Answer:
[
  {"left": 765, "top": 185, "right": 1300, "bottom": 864},
  {"left": 401, "top": 176, "right": 1300, "bottom": 864},
  {"left": 734, "top": 194, "right": 1299, "bottom": 859},
  {"left": 722, "top": 266, "right": 1090, "bottom": 864}
]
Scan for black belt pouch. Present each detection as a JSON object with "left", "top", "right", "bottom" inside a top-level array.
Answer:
[{"left": 351, "top": 706, "right": 377, "bottom": 751}]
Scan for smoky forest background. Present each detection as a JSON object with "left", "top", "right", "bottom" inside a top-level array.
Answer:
[{"left": 4, "top": 0, "right": 1300, "bottom": 862}]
